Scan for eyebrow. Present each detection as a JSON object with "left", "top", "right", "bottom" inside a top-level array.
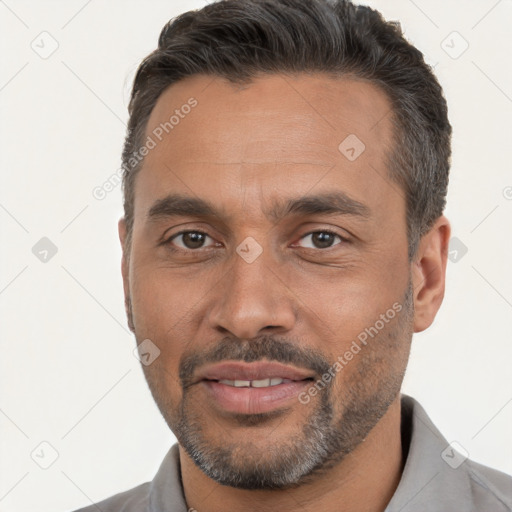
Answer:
[{"left": 147, "top": 191, "right": 371, "bottom": 223}]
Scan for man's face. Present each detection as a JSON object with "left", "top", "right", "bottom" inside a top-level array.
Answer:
[{"left": 120, "top": 74, "right": 414, "bottom": 488}]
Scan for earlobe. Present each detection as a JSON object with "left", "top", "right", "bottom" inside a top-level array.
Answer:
[
  {"left": 118, "top": 217, "right": 128, "bottom": 253},
  {"left": 118, "top": 218, "right": 135, "bottom": 333},
  {"left": 118, "top": 218, "right": 129, "bottom": 282},
  {"left": 411, "top": 216, "right": 451, "bottom": 333}
]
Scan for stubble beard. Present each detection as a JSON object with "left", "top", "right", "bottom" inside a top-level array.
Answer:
[{"left": 134, "top": 282, "right": 414, "bottom": 490}]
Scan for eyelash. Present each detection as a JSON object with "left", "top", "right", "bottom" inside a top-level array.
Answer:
[{"left": 163, "top": 229, "right": 348, "bottom": 253}]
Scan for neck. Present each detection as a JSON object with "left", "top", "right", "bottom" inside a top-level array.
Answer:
[{"left": 179, "top": 396, "right": 404, "bottom": 512}]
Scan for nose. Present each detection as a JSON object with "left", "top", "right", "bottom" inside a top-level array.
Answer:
[{"left": 207, "top": 248, "right": 296, "bottom": 340}]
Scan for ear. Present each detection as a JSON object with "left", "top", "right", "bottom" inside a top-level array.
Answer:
[
  {"left": 411, "top": 215, "right": 451, "bottom": 333},
  {"left": 118, "top": 218, "right": 135, "bottom": 332}
]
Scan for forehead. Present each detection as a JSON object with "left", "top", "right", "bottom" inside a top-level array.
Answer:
[
  {"left": 145, "top": 73, "right": 394, "bottom": 163},
  {"left": 134, "top": 73, "right": 399, "bottom": 223}
]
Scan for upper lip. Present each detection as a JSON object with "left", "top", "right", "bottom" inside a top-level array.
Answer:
[{"left": 195, "top": 361, "right": 315, "bottom": 383}]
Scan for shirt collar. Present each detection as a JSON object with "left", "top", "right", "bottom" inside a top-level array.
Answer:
[{"left": 385, "top": 394, "right": 473, "bottom": 511}]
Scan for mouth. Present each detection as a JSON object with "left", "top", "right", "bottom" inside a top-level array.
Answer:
[
  {"left": 195, "top": 361, "right": 316, "bottom": 415},
  {"left": 215, "top": 377, "right": 296, "bottom": 387}
]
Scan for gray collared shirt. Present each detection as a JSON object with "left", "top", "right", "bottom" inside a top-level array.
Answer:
[{"left": 73, "top": 395, "right": 512, "bottom": 511}]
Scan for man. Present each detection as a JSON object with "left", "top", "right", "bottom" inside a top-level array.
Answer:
[{"left": 76, "top": 0, "right": 512, "bottom": 510}]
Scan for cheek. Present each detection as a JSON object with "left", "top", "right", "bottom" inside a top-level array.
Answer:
[
  {"left": 129, "top": 263, "right": 195, "bottom": 328},
  {"left": 304, "top": 266, "right": 406, "bottom": 331},
  {"left": 297, "top": 256, "right": 409, "bottom": 370},
  {"left": 327, "top": 300, "right": 412, "bottom": 403},
  {"left": 128, "top": 263, "right": 215, "bottom": 372},
  {"left": 130, "top": 273, "right": 188, "bottom": 405}
]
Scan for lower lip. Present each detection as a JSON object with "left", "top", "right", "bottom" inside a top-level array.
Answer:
[{"left": 201, "top": 380, "right": 311, "bottom": 414}]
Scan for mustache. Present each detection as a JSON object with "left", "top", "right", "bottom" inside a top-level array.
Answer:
[{"left": 179, "top": 335, "right": 332, "bottom": 388}]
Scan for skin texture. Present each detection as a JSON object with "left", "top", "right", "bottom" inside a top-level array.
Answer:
[{"left": 119, "top": 73, "right": 451, "bottom": 512}]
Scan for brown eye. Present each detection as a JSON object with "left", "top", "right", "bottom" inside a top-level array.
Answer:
[
  {"left": 298, "top": 231, "right": 344, "bottom": 249},
  {"left": 169, "top": 231, "right": 214, "bottom": 250}
]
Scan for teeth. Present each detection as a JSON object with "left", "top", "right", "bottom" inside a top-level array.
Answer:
[
  {"left": 234, "top": 380, "right": 251, "bottom": 387},
  {"left": 251, "top": 378, "right": 271, "bottom": 387},
  {"left": 218, "top": 378, "right": 289, "bottom": 387}
]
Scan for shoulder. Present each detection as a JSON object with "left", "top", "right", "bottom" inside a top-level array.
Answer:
[
  {"left": 466, "top": 458, "right": 512, "bottom": 511},
  {"left": 69, "top": 443, "right": 186, "bottom": 512},
  {"left": 71, "top": 482, "right": 150, "bottom": 512},
  {"left": 390, "top": 395, "right": 512, "bottom": 512}
]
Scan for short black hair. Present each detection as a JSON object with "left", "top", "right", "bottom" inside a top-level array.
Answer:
[{"left": 121, "top": 0, "right": 451, "bottom": 259}]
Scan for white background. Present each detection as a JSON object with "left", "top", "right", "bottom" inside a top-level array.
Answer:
[{"left": 0, "top": 1, "right": 511, "bottom": 511}]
